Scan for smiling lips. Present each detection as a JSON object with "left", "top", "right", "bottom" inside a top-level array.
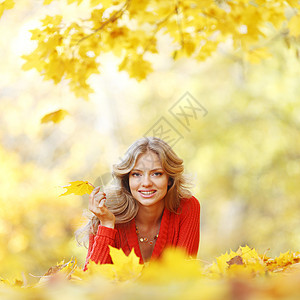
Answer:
[{"left": 139, "top": 190, "right": 157, "bottom": 197}]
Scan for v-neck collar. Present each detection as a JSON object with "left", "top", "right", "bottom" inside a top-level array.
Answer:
[{"left": 125, "top": 208, "right": 171, "bottom": 264}]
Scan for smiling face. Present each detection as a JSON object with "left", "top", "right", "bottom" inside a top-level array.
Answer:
[{"left": 129, "top": 151, "right": 169, "bottom": 208}]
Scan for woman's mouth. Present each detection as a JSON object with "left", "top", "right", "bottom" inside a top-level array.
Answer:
[{"left": 139, "top": 190, "right": 157, "bottom": 197}]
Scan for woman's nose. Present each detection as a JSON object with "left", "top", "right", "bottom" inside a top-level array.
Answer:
[{"left": 141, "top": 174, "right": 152, "bottom": 186}]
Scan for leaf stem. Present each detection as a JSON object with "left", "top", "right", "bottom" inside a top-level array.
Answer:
[{"left": 87, "top": 182, "right": 95, "bottom": 188}]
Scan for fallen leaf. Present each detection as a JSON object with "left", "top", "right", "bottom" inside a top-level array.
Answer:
[
  {"left": 227, "top": 256, "right": 244, "bottom": 266},
  {"left": 41, "top": 109, "right": 69, "bottom": 124}
]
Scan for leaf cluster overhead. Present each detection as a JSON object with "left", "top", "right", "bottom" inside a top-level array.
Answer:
[
  {"left": 0, "top": 0, "right": 14, "bottom": 19},
  {"left": 15, "top": 0, "right": 300, "bottom": 100}
]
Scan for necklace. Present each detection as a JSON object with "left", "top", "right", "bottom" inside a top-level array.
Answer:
[{"left": 135, "top": 225, "right": 159, "bottom": 246}]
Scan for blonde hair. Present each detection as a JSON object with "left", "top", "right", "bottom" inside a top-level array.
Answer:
[{"left": 75, "top": 137, "right": 192, "bottom": 247}]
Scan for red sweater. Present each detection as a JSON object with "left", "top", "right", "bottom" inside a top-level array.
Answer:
[{"left": 84, "top": 196, "right": 200, "bottom": 270}]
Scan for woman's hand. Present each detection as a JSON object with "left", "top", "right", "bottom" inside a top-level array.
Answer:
[{"left": 89, "top": 186, "right": 115, "bottom": 229}]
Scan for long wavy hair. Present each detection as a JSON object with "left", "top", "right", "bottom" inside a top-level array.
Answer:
[{"left": 75, "top": 137, "right": 192, "bottom": 247}]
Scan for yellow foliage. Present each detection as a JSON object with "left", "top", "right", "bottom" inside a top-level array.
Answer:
[
  {"left": 118, "top": 55, "right": 153, "bottom": 81},
  {"left": 264, "top": 250, "right": 300, "bottom": 273},
  {"left": 140, "top": 248, "right": 203, "bottom": 284},
  {"left": 41, "top": 109, "right": 69, "bottom": 124},
  {"left": 60, "top": 181, "right": 95, "bottom": 196},
  {"left": 9, "top": 0, "right": 299, "bottom": 98},
  {"left": 246, "top": 47, "right": 272, "bottom": 64},
  {"left": 107, "top": 245, "right": 143, "bottom": 281},
  {"left": 43, "top": 0, "right": 54, "bottom": 5},
  {"left": 208, "top": 246, "right": 266, "bottom": 278},
  {"left": 37, "top": 258, "right": 78, "bottom": 286},
  {"left": 288, "top": 14, "right": 300, "bottom": 37},
  {"left": 84, "top": 246, "right": 143, "bottom": 282},
  {"left": 0, "top": 0, "right": 14, "bottom": 18},
  {"left": 2, "top": 246, "right": 300, "bottom": 299},
  {"left": 90, "top": 0, "right": 102, "bottom": 7}
]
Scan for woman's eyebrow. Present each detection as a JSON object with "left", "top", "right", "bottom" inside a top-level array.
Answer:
[
  {"left": 131, "top": 168, "right": 163, "bottom": 172},
  {"left": 131, "top": 168, "right": 142, "bottom": 172}
]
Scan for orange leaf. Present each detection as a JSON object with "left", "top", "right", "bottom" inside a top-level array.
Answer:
[{"left": 227, "top": 255, "right": 244, "bottom": 266}]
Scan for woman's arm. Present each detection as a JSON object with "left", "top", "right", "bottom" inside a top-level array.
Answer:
[
  {"left": 84, "top": 186, "right": 117, "bottom": 270},
  {"left": 83, "top": 225, "right": 118, "bottom": 271},
  {"left": 177, "top": 196, "right": 200, "bottom": 257}
]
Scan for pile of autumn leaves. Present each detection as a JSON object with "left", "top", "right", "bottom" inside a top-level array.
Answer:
[{"left": 1, "top": 246, "right": 300, "bottom": 300}]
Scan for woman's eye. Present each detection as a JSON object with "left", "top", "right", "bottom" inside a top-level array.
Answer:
[
  {"left": 153, "top": 172, "right": 162, "bottom": 176},
  {"left": 131, "top": 172, "right": 141, "bottom": 177}
]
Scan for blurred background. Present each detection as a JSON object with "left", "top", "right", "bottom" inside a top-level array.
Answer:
[{"left": 1, "top": 0, "right": 300, "bottom": 283}]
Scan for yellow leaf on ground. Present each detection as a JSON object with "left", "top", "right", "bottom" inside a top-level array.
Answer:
[
  {"left": 86, "top": 246, "right": 143, "bottom": 281},
  {"left": 140, "top": 248, "right": 203, "bottom": 284},
  {"left": 60, "top": 181, "right": 95, "bottom": 196},
  {"left": 37, "top": 258, "right": 78, "bottom": 286},
  {"left": 109, "top": 246, "right": 143, "bottom": 281},
  {"left": 41, "top": 109, "right": 69, "bottom": 124}
]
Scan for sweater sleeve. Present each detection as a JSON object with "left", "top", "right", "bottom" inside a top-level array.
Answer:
[
  {"left": 177, "top": 196, "right": 200, "bottom": 257},
  {"left": 83, "top": 225, "right": 117, "bottom": 271}
]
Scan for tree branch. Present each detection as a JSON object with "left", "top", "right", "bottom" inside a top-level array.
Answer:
[
  {"left": 142, "top": 10, "right": 175, "bottom": 55},
  {"left": 175, "top": 0, "right": 185, "bottom": 49},
  {"left": 76, "top": 0, "right": 131, "bottom": 46}
]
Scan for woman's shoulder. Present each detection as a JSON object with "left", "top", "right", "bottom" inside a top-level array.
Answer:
[{"left": 178, "top": 195, "right": 200, "bottom": 215}]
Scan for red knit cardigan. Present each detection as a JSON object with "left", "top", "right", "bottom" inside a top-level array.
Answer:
[{"left": 84, "top": 196, "right": 200, "bottom": 271}]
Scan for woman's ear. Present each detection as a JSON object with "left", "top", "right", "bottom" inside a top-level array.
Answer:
[{"left": 168, "top": 177, "right": 174, "bottom": 189}]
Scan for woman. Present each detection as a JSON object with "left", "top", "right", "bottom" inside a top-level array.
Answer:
[{"left": 76, "top": 137, "right": 200, "bottom": 270}]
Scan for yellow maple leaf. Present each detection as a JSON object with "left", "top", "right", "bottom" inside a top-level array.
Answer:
[
  {"left": 231, "top": 246, "right": 266, "bottom": 276},
  {"left": 22, "top": 51, "right": 45, "bottom": 72},
  {"left": 84, "top": 260, "right": 115, "bottom": 280},
  {"left": 109, "top": 246, "right": 143, "bottom": 281},
  {"left": 209, "top": 245, "right": 266, "bottom": 278},
  {"left": 275, "top": 251, "right": 300, "bottom": 268},
  {"left": 195, "top": 40, "right": 219, "bottom": 62},
  {"left": 37, "top": 258, "right": 79, "bottom": 286},
  {"left": 41, "top": 109, "right": 69, "bottom": 124},
  {"left": 71, "top": 82, "right": 94, "bottom": 101},
  {"left": 1, "top": 0, "right": 14, "bottom": 9},
  {"left": 214, "top": 250, "right": 236, "bottom": 274},
  {"left": 119, "top": 55, "right": 153, "bottom": 81},
  {"left": 86, "top": 246, "right": 143, "bottom": 281},
  {"left": 60, "top": 181, "right": 95, "bottom": 196}
]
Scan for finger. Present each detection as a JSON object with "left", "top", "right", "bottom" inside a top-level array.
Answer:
[
  {"left": 98, "top": 198, "right": 106, "bottom": 208},
  {"left": 94, "top": 192, "right": 106, "bottom": 203},
  {"left": 90, "top": 186, "right": 101, "bottom": 198}
]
